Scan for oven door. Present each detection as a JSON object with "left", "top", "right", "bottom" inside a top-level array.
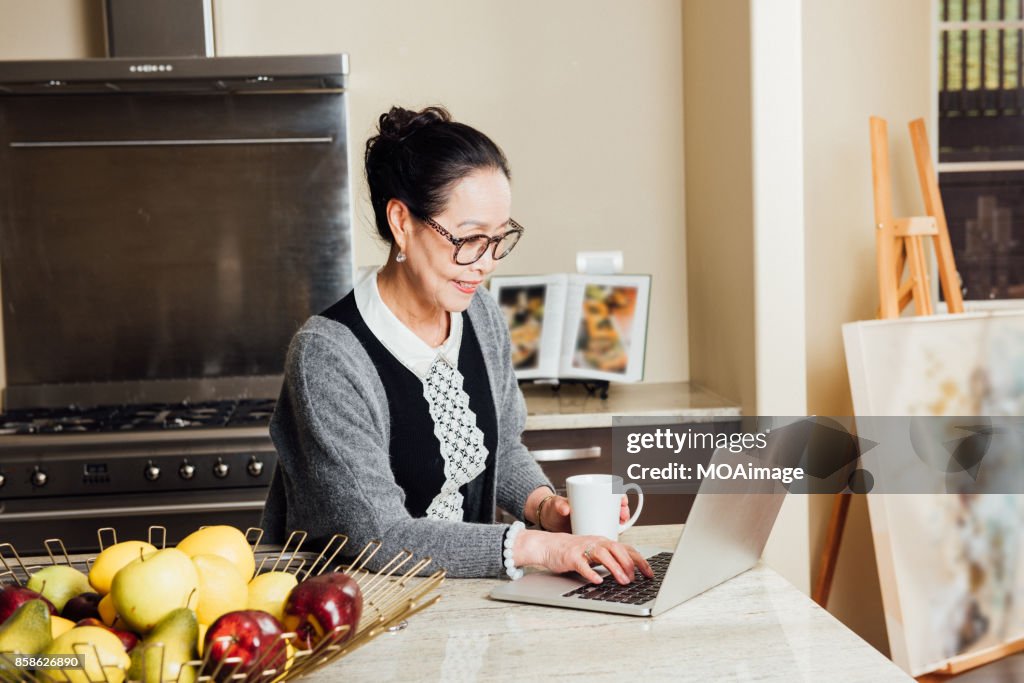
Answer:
[{"left": 0, "top": 488, "right": 268, "bottom": 555}]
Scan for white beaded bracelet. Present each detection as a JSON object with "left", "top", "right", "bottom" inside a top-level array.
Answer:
[{"left": 503, "top": 521, "right": 525, "bottom": 580}]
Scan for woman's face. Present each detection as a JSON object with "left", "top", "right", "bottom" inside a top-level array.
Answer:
[{"left": 403, "top": 167, "right": 512, "bottom": 313}]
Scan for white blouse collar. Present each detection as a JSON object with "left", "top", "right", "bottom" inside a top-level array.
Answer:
[{"left": 354, "top": 268, "right": 462, "bottom": 380}]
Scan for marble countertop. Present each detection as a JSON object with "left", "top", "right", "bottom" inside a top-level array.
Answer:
[
  {"left": 522, "top": 381, "right": 741, "bottom": 431},
  {"left": 322, "top": 525, "right": 912, "bottom": 682}
]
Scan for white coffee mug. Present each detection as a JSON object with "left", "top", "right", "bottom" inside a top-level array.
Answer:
[{"left": 566, "top": 474, "right": 644, "bottom": 540}]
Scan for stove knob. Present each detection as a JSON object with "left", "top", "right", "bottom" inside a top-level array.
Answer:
[
  {"left": 31, "top": 468, "right": 48, "bottom": 487},
  {"left": 179, "top": 462, "right": 196, "bottom": 480},
  {"left": 246, "top": 457, "right": 264, "bottom": 477},
  {"left": 144, "top": 463, "right": 161, "bottom": 481},
  {"left": 213, "top": 459, "right": 230, "bottom": 479}
]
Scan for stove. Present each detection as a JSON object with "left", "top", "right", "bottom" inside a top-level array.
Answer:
[
  {"left": 0, "top": 399, "right": 279, "bottom": 555},
  {"left": 0, "top": 399, "right": 276, "bottom": 435}
]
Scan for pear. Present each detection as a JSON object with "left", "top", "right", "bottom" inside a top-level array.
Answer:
[
  {"left": 0, "top": 599, "right": 52, "bottom": 655},
  {"left": 26, "top": 565, "right": 91, "bottom": 613},
  {"left": 128, "top": 608, "right": 198, "bottom": 683},
  {"left": 111, "top": 548, "right": 199, "bottom": 633}
]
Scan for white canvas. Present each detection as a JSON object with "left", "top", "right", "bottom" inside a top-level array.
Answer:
[{"left": 843, "top": 311, "right": 1024, "bottom": 676}]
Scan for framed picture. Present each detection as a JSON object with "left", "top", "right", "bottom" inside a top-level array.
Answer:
[
  {"left": 487, "top": 275, "right": 566, "bottom": 379},
  {"left": 488, "top": 274, "right": 651, "bottom": 383}
]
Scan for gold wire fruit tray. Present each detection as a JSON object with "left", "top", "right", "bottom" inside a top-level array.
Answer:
[{"left": 0, "top": 526, "right": 446, "bottom": 682}]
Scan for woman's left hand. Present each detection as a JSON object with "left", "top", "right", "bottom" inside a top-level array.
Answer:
[
  {"left": 538, "top": 495, "right": 572, "bottom": 533},
  {"left": 538, "top": 494, "right": 632, "bottom": 532}
]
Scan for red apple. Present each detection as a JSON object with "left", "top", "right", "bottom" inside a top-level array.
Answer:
[
  {"left": 61, "top": 591, "right": 101, "bottom": 622},
  {"left": 204, "top": 610, "right": 287, "bottom": 681},
  {"left": 281, "top": 572, "right": 362, "bottom": 649},
  {"left": 0, "top": 585, "right": 57, "bottom": 624},
  {"left": 75, "top": 617, "right": 140, "bottom": 652}
]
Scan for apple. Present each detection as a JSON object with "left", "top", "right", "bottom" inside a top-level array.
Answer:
[
  {"left": 26, "top": 565, "right": 92, "bottom": 612},
  {"left": 45, "top": 625, "right": 129, "bottom": 683},
  {"left": 76, "top": 617, "right": 141, "bottom": 652},
  {"left": 204, "top": 610, "right": 287, "bottom": 682},
  {"left": 111, "top": 548, "right": 199, "bottom": 633},
  {"left": 0, "top": 585, "right": 56, "bottom": 624},
  {"left": 62, "top": 591, "right": 102, "bottom": 622},
  {"left": 281, "top": 572, "right": 362, "bottom": 649}
]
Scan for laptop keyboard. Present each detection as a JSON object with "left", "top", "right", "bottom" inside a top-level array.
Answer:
[{"left": 562, "top": 552, "right": 673, "bottom": 605}]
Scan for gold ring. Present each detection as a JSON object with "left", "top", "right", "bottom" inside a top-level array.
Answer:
[{"left": 583, "top": 544, "right": 595, "bottom": 562}]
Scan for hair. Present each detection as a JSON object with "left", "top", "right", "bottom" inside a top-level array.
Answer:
[{"left": 364, "top": 105, "right": 511, "bottom": 244}]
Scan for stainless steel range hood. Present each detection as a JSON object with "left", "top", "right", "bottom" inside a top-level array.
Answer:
[
  {"left": 0, "top": 54, "right": 348, "bottom": 95},
  {"left": 0, "top": 0, "right": 354, "bottom": 410},
  {"left": 105, "top": 0, "right": 216, "bottom": 58},
  {"left": 0, "top": 0, "right": 348, "bottom": 94}
]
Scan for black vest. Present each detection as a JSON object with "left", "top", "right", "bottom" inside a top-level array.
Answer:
[{"left": 319, "top": 293, "right": 498, "bottom": 522}]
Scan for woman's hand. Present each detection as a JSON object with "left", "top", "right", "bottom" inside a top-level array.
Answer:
[
  {"left": 527, "top": 487, "right": 634, "bottom": 533},
  {"left": 514, "top": 530, "right": 654, "bottom": 585},
  {"left": 537, "top": 494, "right": 572, "bottom": 533},
  {"left": 539, "top": 494, "right": 632, "bottom": 531}
]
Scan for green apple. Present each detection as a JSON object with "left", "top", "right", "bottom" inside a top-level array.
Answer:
[
  {"left": 26, "top": 565, "right": 92, "bottom": 613},
  {"left": 111, "top": 548, "right": 199, "bottom": 633}
]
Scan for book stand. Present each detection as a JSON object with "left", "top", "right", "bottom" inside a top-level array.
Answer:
[{"left": 518, "top": 378, "right": 611, "bottom": 400}]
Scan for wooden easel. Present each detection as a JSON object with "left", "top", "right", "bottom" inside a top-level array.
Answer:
[
  {"left": 814, "top": 117, "right": 991, "bottom": 680},
  {"left": 869, "top": 116, "right": 965, "bottom": 319}
]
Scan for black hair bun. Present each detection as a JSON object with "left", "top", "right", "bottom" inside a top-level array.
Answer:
[
  {"left": 364, "top": 104, "right": 510, "bottom": 246},
  {"left": 377, "top": 105, "right": 451, "bottom": 142}
]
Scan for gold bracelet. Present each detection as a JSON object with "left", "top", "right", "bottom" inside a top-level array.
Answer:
[{"left": 535, "top": 493, "right": 558, "bottom": 531}]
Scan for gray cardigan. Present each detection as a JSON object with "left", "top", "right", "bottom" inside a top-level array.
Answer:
[{"left": 260, "top": 287, "right": 553, "bottom": 577}]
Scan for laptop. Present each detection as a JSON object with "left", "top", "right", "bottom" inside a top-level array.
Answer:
[{"left": 490, "top": 436, "right": 800, "bottom": 617}]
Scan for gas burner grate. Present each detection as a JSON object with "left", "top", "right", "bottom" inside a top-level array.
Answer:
[
  {"left": 0, "top": 399, "right": 277, "bottom": 435},
  {"left": 0, "top": 405, "right": 119, "bottom": 435}
]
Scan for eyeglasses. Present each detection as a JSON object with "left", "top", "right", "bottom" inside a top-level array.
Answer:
[{"left": 420, "top": 215, "right": 525, "bottom": 265}]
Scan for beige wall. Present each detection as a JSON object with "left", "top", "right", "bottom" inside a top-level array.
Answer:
[
  {"left": 213, "top": 0, "right": 689, "bottom": 384},
  {"left": 683, "top": 0, "right": 755, "bottom": 413},
  {"left": 0, "top": 0, "right": 104, "bottom": 59},
  {"left": 802, "top": 0, "right": 933, "bottom": 656}
]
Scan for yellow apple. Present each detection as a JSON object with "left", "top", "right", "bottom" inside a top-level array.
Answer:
[
  {"left": 50, "top": 615, "right": 76, "bottom": 639},
  {"left": 89, "top": 541, "right": 157, "bottom": 595},
  {"left": 111, "top": 549, "right": 199, "bottom": 633},
  {"left": 98, "top": 593, "right": 118, "bottom": 627},
  {"left": 44, "top": 625, "right": 129, "bottom": 683},
  {"left": 192, "top": 554, "right": 247, "bottom": 626},
  {"left": 247, "top": 571, "right": 298, "bottom": 622},
  {"left": 176, "top": 526, "right": 255, "bottom": 581}
]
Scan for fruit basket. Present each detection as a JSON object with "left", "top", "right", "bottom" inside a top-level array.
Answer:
[{"left": 0, "top": 525, "right": 446, "bottom": 682}]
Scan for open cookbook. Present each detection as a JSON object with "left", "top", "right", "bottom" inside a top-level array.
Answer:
[{"left": 487, "top": 274, "right": 651, "bottom": 383}]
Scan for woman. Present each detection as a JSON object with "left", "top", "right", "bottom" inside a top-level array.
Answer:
[{"left": 261, "top": 106, "right": 651, "bottom": 585}]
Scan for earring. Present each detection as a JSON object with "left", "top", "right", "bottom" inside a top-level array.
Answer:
[{"left": 396, "top": 251, "right": 407, "bottom": 263}]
